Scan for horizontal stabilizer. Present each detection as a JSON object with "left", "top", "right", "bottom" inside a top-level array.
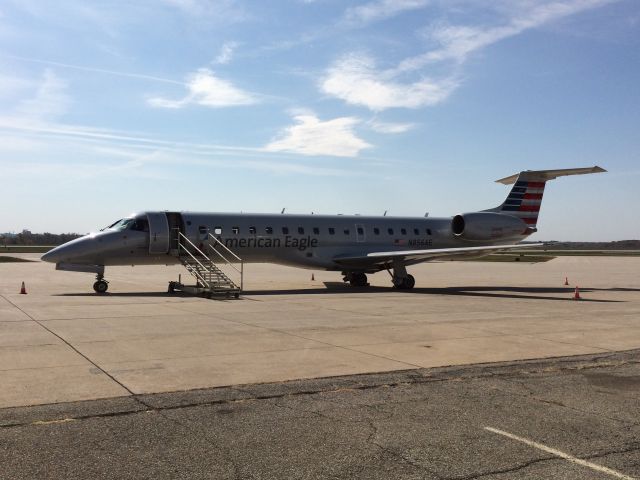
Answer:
[{"left": 496, "top": 166, "right": 606, "bottom": 185}]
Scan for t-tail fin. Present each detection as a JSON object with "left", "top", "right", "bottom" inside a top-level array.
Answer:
[{"left": 487, "top": 166, "right": 606, "bottom": 229}]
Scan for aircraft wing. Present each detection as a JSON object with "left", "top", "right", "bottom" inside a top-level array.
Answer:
[{"left": 334, "top": 243, "right": 543, "bottom": 268}]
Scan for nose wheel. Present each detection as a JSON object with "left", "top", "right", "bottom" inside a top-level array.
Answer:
[{"left": 93, "top": 274, "right": 109, "bottom": 293}]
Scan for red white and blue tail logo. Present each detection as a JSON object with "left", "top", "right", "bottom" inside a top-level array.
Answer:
[{"left": 499, "top": 180, "right": 546, "bottom": 227}]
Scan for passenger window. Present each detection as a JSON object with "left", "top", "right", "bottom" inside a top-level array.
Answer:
[
  {"left": 328, "top": 228, "right": 335, "bottom": 235},
  {"left": 413, "top": 228, "right": 419, "bottom": 235},
  {"left": 374, "top": 227, "right": 380, "bottom": 235},
  {"left": 198, "top": 226, "right": 208, "bottom": 235},
  {"left": 388, "top": 228, "right": 394, "bottom": 235},
  {"left": 214, "top": 226, "right": 222, "bottom": 235},
  {"left": 401, "top": 228, "right": 407, "bottom": 235},
  {"left": 249, "top": 226, "right": 256, "bottom": 235},
  {"left": 298, "top": 227, "right": 304, "bottom": 234},
  {"left": 357, "top": 227, "right": 364, "bottom": 235},
  {"left": 427, "top": 229, "right": 432, "bottom": 235},
  {"left": 265, "top": 227, "right": 273, "bottom": 234},
  {"left": 344, "top": 229, "right": 350, "bottom": 235},
  {"left": 313, "top": 227, "right": 320, "bottom": 235},
  {"left": 232, "top": 227, "right": 240, "bottom": 235},
  {"left": 282, "top": 227, "right": 289, "bottom": 234}
]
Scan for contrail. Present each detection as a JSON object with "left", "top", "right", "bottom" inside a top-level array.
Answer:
[{"left": 1, "top": 54, "right": 184, "bottom": 85}]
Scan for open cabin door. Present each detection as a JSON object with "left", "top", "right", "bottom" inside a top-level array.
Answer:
[{"left": 147, "top": 212, "right": 170, "bottom": 254}]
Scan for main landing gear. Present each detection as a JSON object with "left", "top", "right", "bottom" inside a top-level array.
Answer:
[
  {"left": 93, "top": 273, "right": 109, "bottom": 294},
  {"left": 392, "top": 274, "right": 415, "bottom": 290},
  {"left": 343, "top": 265, "right": 416, "bottom": 290},
  {"left": 343, "top": 271, "right": 369, "bottom": 287},
  {"left": 389, "top": 263, "right": 415, "bottom": 290}
]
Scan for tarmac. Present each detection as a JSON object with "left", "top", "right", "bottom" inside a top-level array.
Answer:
[
  {"left": 0, "top": 255, "right": 639, "bottom": 409},
  {"left": 1, "top": 350, "right": 639, "bottom": 479},
  {"left": 1, "top": 254, "right": 639, "bottom": 478}
]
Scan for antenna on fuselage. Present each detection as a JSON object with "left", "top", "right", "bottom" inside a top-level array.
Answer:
[
  {"left": 424, "top": 212, "right": 429, "bottom": 217},
  {"left": 281, "top": 208, "right": 286, "bottom": 214},
  {"left": 383, "top": 210, "right": 387, "bottom": 216}
]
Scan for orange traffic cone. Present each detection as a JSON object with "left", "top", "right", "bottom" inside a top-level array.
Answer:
[
  {"left": 564, "top": 277, "right": 569, "bottom": 286},
  {"left": 311, "top": 273, "right": 315, "bottom": 281},
  {"left": 573, "top": 286, "right": 581, "bottom": 300},
  {"left": 20, "top": 282, "right": 27, "bottom": 294}
]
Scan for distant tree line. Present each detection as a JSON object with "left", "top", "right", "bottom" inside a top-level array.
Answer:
[
  {"left": 1, "top": 231, "right": 82, "bottom": 246},
  {"left": 543, "top": 240, "right": 640, "bottom": 250}
]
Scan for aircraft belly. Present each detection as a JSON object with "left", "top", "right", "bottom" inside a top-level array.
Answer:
[{"left": 233, "top": 247, "right": 336, "bottom": 270}]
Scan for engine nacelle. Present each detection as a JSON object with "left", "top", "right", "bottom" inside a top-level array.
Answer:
[{"left": 451, "top": 212, "right": 527, "bottom": 241}]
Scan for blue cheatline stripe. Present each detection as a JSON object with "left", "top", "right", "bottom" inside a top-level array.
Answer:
[
  {"left": 511, "top": 187, "right": 527, "bottom": 193},
  {"left": 507, "top": 193, "right": 525, "bottom": 199},
  {"left": 501, "top": 205, "right": 521, "bottom": 211},
  {"left": 504, "top": 200, "right": 521, "bottom": 206},
  {"left": 515, "top": 181, "right": 528, "bottom": 187}
]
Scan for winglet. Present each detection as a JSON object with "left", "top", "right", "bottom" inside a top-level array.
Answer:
[{"left": 495, "top": 166, "right": 606, "bottom": 185}]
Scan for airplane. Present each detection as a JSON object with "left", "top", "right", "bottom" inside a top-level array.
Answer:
[{"left": 41, "top": 166, "right": 605, "bottom": 294}]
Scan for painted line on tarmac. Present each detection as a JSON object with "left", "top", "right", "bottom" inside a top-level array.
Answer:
[{"left": 484, "top": 426, "right": 637, "bottom": 479}]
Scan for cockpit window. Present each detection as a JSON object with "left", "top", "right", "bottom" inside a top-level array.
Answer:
[
  {"left": 131, "top": 218, "right": 149, "bottom": 232},
  {"left": 106, "top": 218, "right": 134, "bottom": 231},
  {"left": 105, "top": 219, "right": 123, "bottom": 230},
  {"left": 105, "top": 218, "right": 143, "bottom": 231}
]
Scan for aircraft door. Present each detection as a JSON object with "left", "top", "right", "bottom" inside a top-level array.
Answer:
[
  {"left": 147, "top": 212, "right": 170, "bottom": 254},
  {"left": 355, "top": 223, "right": 366, "bottom": 243}
]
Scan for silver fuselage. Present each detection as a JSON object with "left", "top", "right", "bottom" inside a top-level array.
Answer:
[{"left": 42, "top": 211, "right": 528, "bottom": 272}]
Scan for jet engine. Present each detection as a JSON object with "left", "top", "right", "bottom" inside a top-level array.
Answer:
[{"left": 451, "top": 212, "right": 528, "bottom": 241}]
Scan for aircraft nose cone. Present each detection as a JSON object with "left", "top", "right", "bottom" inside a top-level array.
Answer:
[
  {"left": 41, "top": 246, "right": 62, "bottom": 263},
  {"left": 41, "top": 236, "right": 94, "bottom": 264}
]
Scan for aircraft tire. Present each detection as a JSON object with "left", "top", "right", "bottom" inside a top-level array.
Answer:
[
  {"left": 350, "top": 272, "right": 368, "bottom": 287},
  {"left": 393, "top": 275, "right": 415, "bottom": 290},
  {"left": 404, "top": 274, "right": 415, "bottom": 289},
  {"left": 93, "top": 280, "right": 108, "bottom": 294}
]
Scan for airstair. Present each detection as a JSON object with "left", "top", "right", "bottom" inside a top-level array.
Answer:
[{"left": 169, "top": 231, "right": 243, "bottom": 298}]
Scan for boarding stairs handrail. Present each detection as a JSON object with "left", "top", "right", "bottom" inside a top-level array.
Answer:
[
  {"left": 175, "top": 231, "right": 240, "bottom": 292},
  {"left": 176, "top": 232, "right": 214, "bottom": 289},
  {"left": 206, "top": 233, "right": 244, "bottom": 291}
]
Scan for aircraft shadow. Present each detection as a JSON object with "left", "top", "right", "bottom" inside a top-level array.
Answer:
[
  {"left": 56, "top": 284, "right": 631, "bottom": 303},
  {"left": 56, "top": 292, "right": 189, "bottom": 298},
  {"left": 239, "top": 283, "right": 626, "bottom": 303}
]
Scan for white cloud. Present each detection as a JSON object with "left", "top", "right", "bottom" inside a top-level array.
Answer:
[
  {"left": 265, "top": 113, "right": 371, "bottom": 157},
  {"left": 0, "top": 118, "right": 358, "bottom": 178},
  {"left": 343, "top": 0, "right": 430, "bottom": 26},
  {"left": 148, "top": 68, "right": 256, "bottom": 108},
  {"left": 214, "top": 41, "right": 239, "bottom": 65},
  {"left": 397, "top": 0, "right": 617, "bottom": 73},
  {"left": 368, "top": 120, "right": 415, "bottom": 134},
  {"left": 16, "top": 69, "right": 70, "bottom": 120},
  {"left": 321, "top": 54, "right": 458, "bottom": 111},
  {"left": 323, "top": 0, "right": 616, "bottom": 110}
]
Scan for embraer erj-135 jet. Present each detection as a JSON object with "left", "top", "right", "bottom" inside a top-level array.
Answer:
[{"left": 42, "top": 166, "right": 605, "bottom": 293}]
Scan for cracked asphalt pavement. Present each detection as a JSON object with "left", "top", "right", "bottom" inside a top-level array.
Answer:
[{"left": 2, "top": 350, "right": 639, "bottom": 479}]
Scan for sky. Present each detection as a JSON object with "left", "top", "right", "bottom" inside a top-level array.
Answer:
[{"left": 0, "top": 0, "right": 638, "bottom": 240}]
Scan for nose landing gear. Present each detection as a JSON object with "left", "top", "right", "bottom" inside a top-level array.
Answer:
[{"left": 93, "top": 274, "right": 109, "bottom": 293}]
